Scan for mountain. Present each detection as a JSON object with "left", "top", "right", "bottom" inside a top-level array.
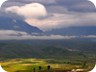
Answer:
[
  {"left": 0, "top": 17, "right": 42, "bottom": 33},
  {"left": 46, "top": 26, "right": 96, "bottom": 35}
]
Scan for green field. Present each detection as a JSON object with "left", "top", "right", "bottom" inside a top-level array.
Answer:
[{"left": 0, "top": 58, "right": 95, "bottom": 72}]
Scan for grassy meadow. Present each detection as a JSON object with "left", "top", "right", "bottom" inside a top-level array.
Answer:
[{"left": 0, "top": 58, "right": 95, "bottom": 72}]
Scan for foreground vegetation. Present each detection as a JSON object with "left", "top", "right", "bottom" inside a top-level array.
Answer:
[
  {"left": 0, "top": 39, "right": 96, "bottom": 72},
  {"left": 0, "top": 58, "right": 95, "bottom": 72}
]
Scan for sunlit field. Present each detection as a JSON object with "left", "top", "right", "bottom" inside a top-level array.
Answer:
[{"left": 0, "top": 58, "right": 94, "bottom": 72}]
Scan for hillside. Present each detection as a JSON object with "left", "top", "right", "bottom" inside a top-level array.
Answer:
[
  {"left": 0, "top": 39, "right": 96, "bottom": 72},
  {"left": 0, "top": 39, "right": 96, "bottom": 59}
]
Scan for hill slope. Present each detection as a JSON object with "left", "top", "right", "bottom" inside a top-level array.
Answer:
[{"left": 0, "top": 39, "right": 96, "bottom": 59}]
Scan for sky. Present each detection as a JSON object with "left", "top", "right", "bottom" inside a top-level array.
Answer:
[
  {"left": 1, "top": 0, "right": 96, "bottom": 30},
  {"left": 0, "top": 0, "right": 96, "bottom": 39}
]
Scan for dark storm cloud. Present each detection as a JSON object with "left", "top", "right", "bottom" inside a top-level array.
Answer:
[
  {"left": 0, "top": 0, "right": 96, "bottom": 36},
  {"left": 56, "top": 0, "right": 96, "bottom": 12},
  {"left": 6, "top": 0, "right": 56, "bottom": 5},
  {"left": 1, "top": 0, "right": 96, "bottom": 13}
]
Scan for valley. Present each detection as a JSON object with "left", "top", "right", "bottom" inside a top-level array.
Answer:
[{"left": 0, "top": 39, "right": 96, "bottom": 72}]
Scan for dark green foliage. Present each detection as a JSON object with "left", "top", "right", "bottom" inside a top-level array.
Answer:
[{"left": 0, "top": 39, "right": 96, "bottom": 63}]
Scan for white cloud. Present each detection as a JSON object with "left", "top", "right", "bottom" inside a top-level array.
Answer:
[
  {"left": 19, "top": 35, "right": 77, "bottom": 40},
  {"left": 25, "top": 12, "right": 96, "bottom": 31},
  {"left": 25, "top": 13, "right": 79, "bottom": 31},
  {"left": 0, "top": 30, "right": 77, "bottom": 40},
  {"left": 5, "top": 3, "right": 47, "bottom": 18},
  {"left": 0, "top": 30, "right": 96, "bottom": 40},
  {"left": 0, "top": 30, "right": 27, "bottom": 35},
  {"left": 82, "top": 35, "right": 96, "bottom": 38}
]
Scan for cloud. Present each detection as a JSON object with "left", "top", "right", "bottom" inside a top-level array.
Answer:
[
  {"left": 0, "top": 30, "right": 27, "bottom": 35},
  {"left": 82, "top": 35, "right": 96, "bottom": 38},
  {"left": 69, "top": 1, "right": 95, "bottom": 12},
  {"left": 12, "top": 0, "right": 56, "bottom": 4},
  {"left": 25, "top": 13, "right": 78, "bottom": 31},
  {"left": 25, "top": 12, "right": 96, "bottom": 31},
  {"left": 46, "top": 5, "right": 68, "bottom": 13},
  {"left": 0, "top": 30, "right": 77, "bottom": 40},
  {"left": 5, "top": 3, "right": 47, "bottom": 18},
  {"left": 0, "top": 30, "right": 96, "bottom": 40},
  {"left": 56, "top": 0, "right": 95, "bottom": 12},
  {"left": 4, "top": 1, "right": 96, "bottom": 31},
  {"left": 2, "top": 0, "right": 95, "bottom": 13}
]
